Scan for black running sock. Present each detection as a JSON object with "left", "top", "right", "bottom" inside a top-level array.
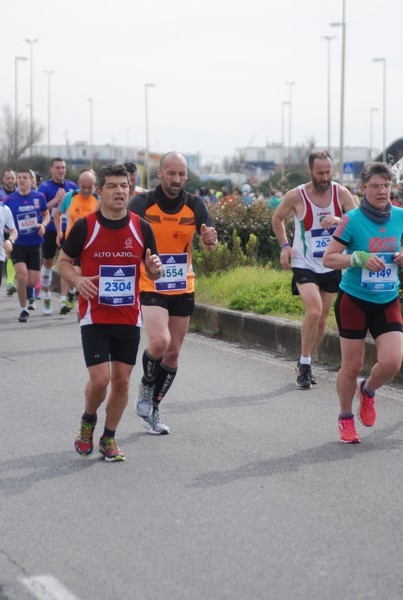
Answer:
[
  {"left": 102, "top": 427, "right": 115, "bottom": 439},
  {"left": 142, "top": 349, "right": 162, "bottom": 382},
  {"left": 339, "top": 412, "right": 354, "bottom": 420},
  {"left": 153, "top": 363, "right": 177, "bottom": 405},
  {"left": 82, "top": 411, "right": 97, "bottom": 423},
  {"left": 362, "top": 380, "right": 375, "bottom": 397}
]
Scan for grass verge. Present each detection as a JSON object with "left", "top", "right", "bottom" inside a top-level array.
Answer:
[{"left": 195, "top": 265, "right": 338, "bottom": 330}]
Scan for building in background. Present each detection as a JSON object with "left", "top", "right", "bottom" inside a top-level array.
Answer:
[{"left": 31, "top": 140, "right": 395, "bottom": 185}]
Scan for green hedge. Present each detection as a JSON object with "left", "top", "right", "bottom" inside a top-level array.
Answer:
[{"left": 193, "top": 198, "right": 293, "bottom": 275}]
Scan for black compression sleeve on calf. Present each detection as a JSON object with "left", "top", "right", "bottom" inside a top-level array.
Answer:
[
  {"left": 142, "top": 349, "right": 162, "bottom": 382},
  {"left": 153, "top": 363, "right": 177, "bottom": 405}
]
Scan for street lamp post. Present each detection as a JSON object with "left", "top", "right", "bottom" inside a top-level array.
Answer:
[
  {"left": 321, "top": 35, "right": 336, "bottom": 153},
  {"left": 370, "top": 107, "right": 378, "bottom": 161},
  {"left": 144, "top": 83, "right": 155, "bottom": 189},
  {"left": 281, "top": 101, "right": 290, "bottom": 177},
  {"left": 88, "top": 98, "right": 93, "bottom": 166},
  {"left": 285, "top": 81, "right": 295, "bottom": 167},
  {"left": 372, "top": 57, "right": 386, "bottom": 163},
  {"left": 330, "top": 0, "right": 346, "bottom": 182},
  {"left": 43, "top": 70, "right": 54, "bottom": 157},
  {"left": 25, "top": 38, "right": 39, "bottom": 155},
  {"left": 14, "top": 56, "right": 28, "bottom": 167}
]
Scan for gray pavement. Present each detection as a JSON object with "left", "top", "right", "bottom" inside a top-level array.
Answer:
[{"left": 0, "top": 290, "right": 402, "bottom": 600}]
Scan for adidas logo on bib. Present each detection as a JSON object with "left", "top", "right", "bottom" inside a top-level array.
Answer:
[{"left": 113, "top": 268, "right": 126, "bottom": 277}]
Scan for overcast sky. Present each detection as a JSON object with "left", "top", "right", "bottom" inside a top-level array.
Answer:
[{"left": 1, "top": 0, "right": 402, "bottom": 162}]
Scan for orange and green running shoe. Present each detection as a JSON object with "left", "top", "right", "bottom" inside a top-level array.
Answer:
[
  {"left": 74, "top": 420, "right": 96, "bottom": 456},
  {"left": 99, "top": 436, "right": 125, "bottom": 462}
]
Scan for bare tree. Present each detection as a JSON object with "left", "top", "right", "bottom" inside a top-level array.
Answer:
[
  {"left": 293, "top": 137, "right": 316, "bottom": 170},
  {"left": 0, "top": 104, "right": 44, "bottom": 169}
]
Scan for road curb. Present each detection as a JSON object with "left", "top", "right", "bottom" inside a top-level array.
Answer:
[
  {"left": 190, "top": 303, "right": 403, "bottom": 385},
  {"left": 52, "top": 269, "right": 402, "bottom": 385}
]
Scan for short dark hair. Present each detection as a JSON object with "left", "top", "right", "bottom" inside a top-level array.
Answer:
[
  {"left": 50, "top": 157, "right": 66, "bottom": 166},
  {"left": 97, "top": 163, "right": 129, "bottom": 189},
  {"left": 36, "top": 172, "right": 44, "bottom": 185},
  {"left": 17, "top": 168, "right": 32, "bottom": 176},
  {"left": 124, "top": 161, "right": 137, "bottom": 174},
  {"left": 308, "top": 150, "right": 332, "bottom": 170},
  {"left": 360, "top": 161, "right": 394, "bottom": 185}
]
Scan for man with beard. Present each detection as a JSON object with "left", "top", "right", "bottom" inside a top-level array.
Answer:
[
  {"left": 272, "top": 150, "right": 356, "bottom": 388},
  {"left": 128, "top": 151, "right": 217, "bottom": 435}
]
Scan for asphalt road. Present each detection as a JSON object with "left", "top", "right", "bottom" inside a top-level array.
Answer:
[{"left": 0, "top": 291, "right": 402, "bottom": 600}]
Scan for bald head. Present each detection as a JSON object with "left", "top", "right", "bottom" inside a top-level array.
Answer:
[
  {"left": 78, "top": 170, "right": 96, "bottom": 198},
  {"left": 159, "top": 152, "right": 187, "bottom": 170},
  {"left": 158, "top": 152, "right": 188, "bottom": 199}
]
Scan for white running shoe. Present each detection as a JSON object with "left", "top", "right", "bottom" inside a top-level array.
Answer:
[
  {"left": 42, "top": 298, "right": 52, "bottom": 315},
  {"left": 134, "top": 380, "right": 154, "bottom": 418},
  {"left": 141, "top": 409, "right": 170, "bottom": 435}
]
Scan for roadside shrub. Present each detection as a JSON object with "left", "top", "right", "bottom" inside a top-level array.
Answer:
[
  {"left": 193, "top": 230, "right": 247, "bottom": 275},
  {"left": 205, "top": 197, "right": 293, "bottom": 265},
  {"left": 195, "top": 266, "right": 305, "bottom": 316}
]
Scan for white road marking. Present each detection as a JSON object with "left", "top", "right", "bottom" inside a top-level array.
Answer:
[{"left": 20, "top": 576, "right": 80, "bottom": 600}]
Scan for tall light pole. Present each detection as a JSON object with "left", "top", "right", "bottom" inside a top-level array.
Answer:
[
  {"left": 370, "top": 107, "right": 378, "bottom": 161},
  {"left": 330, "top": 0, "right": 346, "bottom": 182},
  {"left": 372, "top": 57, "right": 386, "bottom": 163},
  {"left": 25, "top": 38, "right": 39, "bottom": 155},
  {"left": 145, "top": 83, "right": 155, "bottom": 189},
  {"left": 285, "top": 81, "right": 295, "bottom": 167},
  {"left": 44, "top": 70, "right": 54, "bottom": 157},
  {"left": 321, "top": 35, "right": 336, "bottom": 153},
  {"left": 281, "top": 101, "right": 290, "bottom": 177},
  {"left": 88, "top": 98, "right": 93, "bottom": 166},
  {"left": 14, "top": 56, "right": 28, "bottom": 167}
]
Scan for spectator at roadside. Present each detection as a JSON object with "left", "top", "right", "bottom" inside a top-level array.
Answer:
[{"left": 268, "top": 191, "right": 282, "bottom": 210}]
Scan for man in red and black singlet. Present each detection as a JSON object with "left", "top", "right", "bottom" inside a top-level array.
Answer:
[
  {"left": 128, "top": 151, "right": 218, "bottom": 435},
  {"left": 57, "top": 163, "right": 163, "bottom": 462}
]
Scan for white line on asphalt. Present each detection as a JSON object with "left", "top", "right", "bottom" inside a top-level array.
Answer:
[{"left": 20, "top": 576, "right": 81, "bottom": 600}]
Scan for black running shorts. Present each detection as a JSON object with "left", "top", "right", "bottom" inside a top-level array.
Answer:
[
  {"left": 140, "top": 292, "right": 195, "bottom": 317},
  {"left": 11, "top": 243, "right": 41, "bottom": 271},
  {"left": 80, "top": 324, "right": 140, "bottom": 367},
  {"left": 42, "top": 230, "right": 58, "bottom": 260},
  {"left": 291, "top": 268, "right": 341, "bottom": 296}
]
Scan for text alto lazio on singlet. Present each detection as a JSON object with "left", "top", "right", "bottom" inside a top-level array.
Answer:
[{"left": 93, "top": 251, "right": 137, "bottom": 258}]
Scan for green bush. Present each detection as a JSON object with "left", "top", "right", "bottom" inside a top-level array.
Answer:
[
  {"left": 193, "top": 230, "right": 247, "bottom": 275},
  {"left": 195, "top": 266, "right": 306, "bottom": 317},
  {"left": 203, "top": 197, "right": 294, "bottom": 265}
]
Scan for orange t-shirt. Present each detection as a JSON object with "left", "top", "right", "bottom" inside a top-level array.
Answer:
[
  {"left": 129, "top": 188, "right": 214, "bottom": 295},
  {"left": 65, "top": 192, "right": 98, "bottom": 237}
]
